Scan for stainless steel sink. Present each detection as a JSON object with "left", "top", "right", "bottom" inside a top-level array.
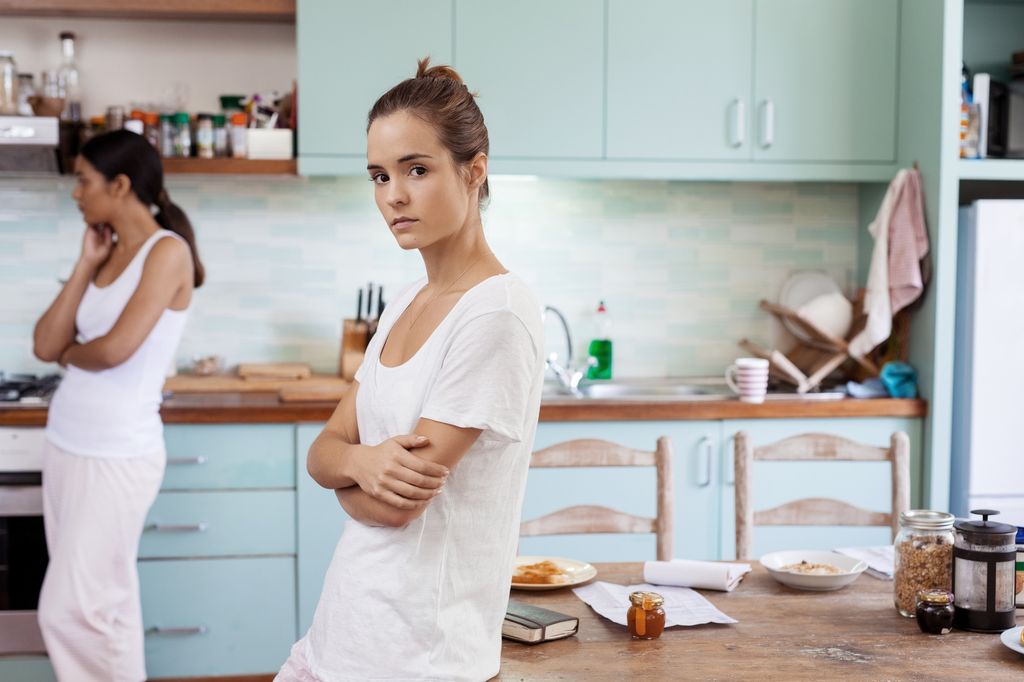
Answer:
[
  {"left": 577, "top": 382, "right": 725, "bottom": 400},
  {"left": 541, "top": 378, "right": 846, "bottom": 402}
]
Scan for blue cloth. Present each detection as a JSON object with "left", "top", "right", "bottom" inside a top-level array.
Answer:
[{"left": 880, "top": 362, "right": 918, "bottom": 399}]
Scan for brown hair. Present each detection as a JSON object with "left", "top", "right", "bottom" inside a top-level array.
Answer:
[
  {"left": 81, "top": 130, "right": 205, "bottom": 287},
  {"left": 368, "top": 57, "right": 490, "bottom": 208}
]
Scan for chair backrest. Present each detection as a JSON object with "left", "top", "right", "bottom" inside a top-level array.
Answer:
[
  {"left": 734, "top": 431, "right": 910, "bottom": 561},
  {"left": 520, "top": 437, "right": 673, "bottom": 561}
]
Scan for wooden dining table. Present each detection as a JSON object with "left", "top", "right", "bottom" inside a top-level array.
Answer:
[{"left": 495, "top": 563, "right": 1022, "bottom": 680}]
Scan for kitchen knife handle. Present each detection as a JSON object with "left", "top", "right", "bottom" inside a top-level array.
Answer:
[
  {"left": 148, "top": 625, "right": 208, "bottom": 636},
  {"left": 146, "top": 522, "right": 209, "bottom": 533},
  {"left": 760, "top": 99, "right": 775, "bottom": 149},
  {"left": 730, "top": 98, "right": 745, "bottom": 148},
  {"left": 697, "top": 436, "right": 713, "bottom": 488},
  {"left": 167, "top": 456, "right": 207, "bottom": 466}
]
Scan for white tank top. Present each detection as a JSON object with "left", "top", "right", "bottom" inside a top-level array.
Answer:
[{"left": 46, "top": 229, "right": 190, "bottom": 459}]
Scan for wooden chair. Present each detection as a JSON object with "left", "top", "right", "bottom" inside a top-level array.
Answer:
[
  {"left": 734, "top": 431, "right": 910, "bottom": 561},
  {"left": 520, "top": 437, "right": 673, "bottom": 561}
]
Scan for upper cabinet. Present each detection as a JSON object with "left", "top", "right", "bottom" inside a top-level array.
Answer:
[
  {"left": 752, "top": 0, "right": 898, "bottom": 162},
  {"left": 297, "top": 0, "right": 900, "bottom": 180},
  {"left": 607, "top": 0, "right": 754, "bottom": 161},
  {"left": 455, "top": 0, "right": 603, "bottom": 160},
  {"left": 297, "top": 1, "right": 452, "bottom": 173}
]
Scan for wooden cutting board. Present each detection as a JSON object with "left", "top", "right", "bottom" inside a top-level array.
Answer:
[
  {"left": 165, "top": 374, "right": 347, "bottom": 394},
  {"left": 278, "top": 383, "right": 349, "bottom": 403},
  {"left": 238, "top": 362, "right": 312, "bottom": 380}
]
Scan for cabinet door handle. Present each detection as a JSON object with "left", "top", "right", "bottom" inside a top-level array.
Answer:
[
  {"left": 730, "top": 98, "right": 745, "bottom": 148},
  {"left": 697, "top": 436, "right": 713, "bottom": 488},
  {"left": 147, "top": 625, "right": 208, "bottom": 636},
  {"left": 167, "top": 455, "right": 207, "bottom": 466},
  {"left": 760, "top": 99, "right": 775, "bottom": 148},
  {"left": 146, "top": 522, "right": 209, "bottom": 533}
]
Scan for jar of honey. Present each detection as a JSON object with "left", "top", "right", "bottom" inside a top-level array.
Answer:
[{"left": 627, "top": 591, "right": 665, "bottom": 640}]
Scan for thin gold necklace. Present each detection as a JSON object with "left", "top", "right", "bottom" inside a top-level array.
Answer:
[{"left": 405, "top": 253, "right": 486, "bottom": 332}]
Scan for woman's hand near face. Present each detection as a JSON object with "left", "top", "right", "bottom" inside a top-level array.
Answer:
[
  {"left": 79, "top": 223, "right": 113, "bottom": 269},
  {"left": 351, "top": 434, "right": 449, "bottom": 509}
]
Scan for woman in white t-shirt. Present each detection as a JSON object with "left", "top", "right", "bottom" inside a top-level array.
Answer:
[
  {"left": 276, "top": 60, "right": 545, "bottom": 682},
  {"left": 32, "top": 130, "right": 203, "bottom": 682}
]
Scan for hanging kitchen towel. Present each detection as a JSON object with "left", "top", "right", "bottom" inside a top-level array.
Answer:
[
  {"left": 887, "top": 168, "right": 930, "bottom": 314},
  {"left": 848, "top": 168, "right": 926, "bottom": 359}
]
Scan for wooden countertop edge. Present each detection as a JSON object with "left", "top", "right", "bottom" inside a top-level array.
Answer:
[{"left": 0, "top": 397, "right": 927, "bottom": 426}]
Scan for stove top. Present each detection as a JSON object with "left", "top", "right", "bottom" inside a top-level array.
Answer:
[{"left": 0, "top": 373, "right": 60, "bottom": 404}]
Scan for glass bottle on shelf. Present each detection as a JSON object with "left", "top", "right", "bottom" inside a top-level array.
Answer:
[{"left": 57, "top": 32, "right": 81, "bottom": 122}]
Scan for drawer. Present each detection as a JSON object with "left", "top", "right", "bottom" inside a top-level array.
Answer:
[
  {"left": 163, "top": 424, "right": 295, "bottom": 490},
  {"left": 140, "top": 557, "right": 296, "bottom": 678},
  {"left": 140, "top": 490, "right": 295, "bottom": 559}
]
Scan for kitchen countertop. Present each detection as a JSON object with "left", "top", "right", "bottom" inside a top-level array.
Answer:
[
  {"left": 496, "top": 563, "right": 1021, "bottom": 680},
  {"left": 0, "top": 392, "right": 927, "bottom": 426}
]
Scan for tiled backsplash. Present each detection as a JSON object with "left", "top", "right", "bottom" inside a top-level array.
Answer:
[{"left": 0, "top": 176, "right": 858, "bottom": 378}]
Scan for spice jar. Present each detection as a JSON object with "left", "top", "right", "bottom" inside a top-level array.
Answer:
[
  {"left": 626, "top": 591, "right": 665, "bottom": 640},
  {"left": 915, "top": 590, "right": 955, "bottom": 635},
  {"left": 952, "top": 509, "right": 1017, "bottom": 632},
  {"left": 894, "top": 510, "right": 954, "bottom": 617},
  {"left": 196, "top": 113, "right": 214, "bottom": 158},
  {"left": 0, "top": 51, "right": 18, "bottom": 115}
]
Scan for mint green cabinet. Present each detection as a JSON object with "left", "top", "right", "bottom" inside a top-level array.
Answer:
[
  {"left": 455, "top": 0, "right": 603, "bottom": 160},
  {"left": 163, "top": 424, "right": 294, "bottom": 490},
  {"left": 296, "top": 423, "right": 348, "bottom": 635},
  {"left": 752, "top": 0, "right": 898, "bottom": 162},
  {"left": 607, "top": 0, "right": 754, "bottom": 161},
  {"left": 140, "top": 558, "right": 296, "bottom": 677},
  {"left": 298, "top": 1, "right": 453, "bottom": 173},
  {"left": 522, "top": 420, "right": 723, "bottom": 561},
  {"left": 717, "top": 417, "right": 923, "bottom": 560}
]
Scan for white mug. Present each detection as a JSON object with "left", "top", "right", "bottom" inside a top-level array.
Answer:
[{"left": 725, "top": 358, "right": 769, "bottom": 403}]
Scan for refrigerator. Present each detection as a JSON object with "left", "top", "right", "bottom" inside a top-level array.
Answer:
[{"left": 952, "top": 200, "right": 1024, "bottom": 525}]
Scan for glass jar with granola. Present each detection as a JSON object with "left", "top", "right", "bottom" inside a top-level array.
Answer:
[{"left": 894, "top": 510, "right": 955, "bottom": 617}]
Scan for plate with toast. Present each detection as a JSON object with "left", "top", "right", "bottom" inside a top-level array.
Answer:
[{"left": 511, "top": 556, "right": 597, "bottom": 591}]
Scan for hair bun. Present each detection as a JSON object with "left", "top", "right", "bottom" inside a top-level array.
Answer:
[{"left": 415, "top": 57, "right": 464, "bottom": 85}]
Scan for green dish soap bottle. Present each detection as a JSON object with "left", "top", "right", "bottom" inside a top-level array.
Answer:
[{"left": 587, "top": 300, "right": 613, "bottom": 380}]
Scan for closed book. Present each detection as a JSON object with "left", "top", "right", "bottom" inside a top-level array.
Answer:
[{"left": 502, "top": 599, "right": 579, "bottom": 644}]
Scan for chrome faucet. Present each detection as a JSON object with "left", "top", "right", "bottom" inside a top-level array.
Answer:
[{"left": 543, "top": 305, "right": 596, "bottom": 397}]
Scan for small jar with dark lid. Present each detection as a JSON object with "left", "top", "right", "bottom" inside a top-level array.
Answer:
[
  {"left": 916, "top": 590, "right": 955, "bottom": 634},
  {"left": 626, "top": 591, "right": 665, "bottom": 640}
]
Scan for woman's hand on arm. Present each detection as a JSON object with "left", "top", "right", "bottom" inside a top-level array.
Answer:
[
  {"left": 61, "top": 237, "right": 188, "bottom": 372},
  {"left": 335, "top": 418, "right": 481, "bottom": 528},
  {"left": 32, "top": 224, "right": 113, "bottom": 362}
]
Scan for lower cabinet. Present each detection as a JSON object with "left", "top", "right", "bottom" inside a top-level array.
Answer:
[{"left": 140, "top": 557, "right": 297, "bottom": 678}]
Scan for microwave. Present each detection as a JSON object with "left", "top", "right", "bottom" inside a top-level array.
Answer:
[{"left": 974, "top": 74, "right": 1024, "bottom": 158}]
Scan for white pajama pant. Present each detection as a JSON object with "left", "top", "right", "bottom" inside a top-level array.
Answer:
[
  {"left": 38, "top": 440, "right": 165, "bottom": 682},
  {"left": 275, "top": 637, "right": 323, "bottom": 682}
]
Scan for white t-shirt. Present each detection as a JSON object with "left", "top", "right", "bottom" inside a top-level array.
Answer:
[
  {"left": 304, "top": 272, "right": 544, "bottom": 682},
  {"left": 46, "top": 230, "right": 189, "bottom": 459}
]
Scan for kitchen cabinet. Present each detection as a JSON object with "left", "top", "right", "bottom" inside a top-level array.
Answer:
[
  {"left": 139, "top": 424, "right": 299, "bottom": 678},
  {"left": 296, "top": 423, "right": 348, "bottom": 634},
  {"left": 606, "top": 0, "right": 754, "bottom": 161},
  {"left": 717, "top": 417, "right": 923, "bottom": 560},
  {"left": 752, "top": 0, "right": 898, "bottom": 162},
  {"left": 454, "top": 0, "right": 603, "bottom": 160},
  {"left": 297, "top": 0, "right": 453, "bottom": 174}
]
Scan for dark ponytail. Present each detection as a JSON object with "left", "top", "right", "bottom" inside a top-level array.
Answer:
[{"left": 80, "top": 130, "right": 205, "bottom": 287}]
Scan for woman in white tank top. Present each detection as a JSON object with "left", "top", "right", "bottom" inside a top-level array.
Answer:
[{"left": 32, "top": 130, "right": 205, "bottom": 682}]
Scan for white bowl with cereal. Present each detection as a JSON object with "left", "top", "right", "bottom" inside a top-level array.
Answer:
[{"left": 760, "top": 550, "right": 868, "bottom": 591}]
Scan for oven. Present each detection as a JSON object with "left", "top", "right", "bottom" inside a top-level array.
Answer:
[{"left": 0, "top": 427, "right": 47, "bottom": 655}]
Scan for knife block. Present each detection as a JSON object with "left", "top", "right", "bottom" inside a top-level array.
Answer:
[{"left": 338, "top": 318, "right": 369, "bottom": 381}]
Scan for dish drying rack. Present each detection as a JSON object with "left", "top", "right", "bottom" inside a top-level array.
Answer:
[{"left": 740, "top": 299, "right": 878, "bottom": 394}]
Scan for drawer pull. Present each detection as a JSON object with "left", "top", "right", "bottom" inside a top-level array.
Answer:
[
  {"left": 167, "top": 455, "right": 208, "bottom": 466},
  {"left": 148, "top": 625, "right": 208, "bottom": 636},
  {"left": 146, "top": 522, "right": 209, "bottom": 533}
]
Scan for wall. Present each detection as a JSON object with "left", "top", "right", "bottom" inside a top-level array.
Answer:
[
  {"left": 0, "top": 17, "right": 296, "bottom": 118},
  {"left": 0, "top": 176, "right": 859, "bottom": 378}
]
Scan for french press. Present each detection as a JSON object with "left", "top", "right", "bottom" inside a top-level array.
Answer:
[{"left": 952, "top": 509, "right": 1017, "bottom": 632}]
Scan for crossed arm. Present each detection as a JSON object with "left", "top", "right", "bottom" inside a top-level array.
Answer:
[{"left": 307, "top": 381, "right": 481, "bottom": 528}]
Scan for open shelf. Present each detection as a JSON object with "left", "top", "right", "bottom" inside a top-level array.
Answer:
[
  {"left": 0, "top": 0, "right": 295, "bottom": 22},
  {"left": 162, "top": 158, "right": 296, "bottom": 175},
  {"left": 958, "top": 159, "right": 1024, "bottom": 181}
]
